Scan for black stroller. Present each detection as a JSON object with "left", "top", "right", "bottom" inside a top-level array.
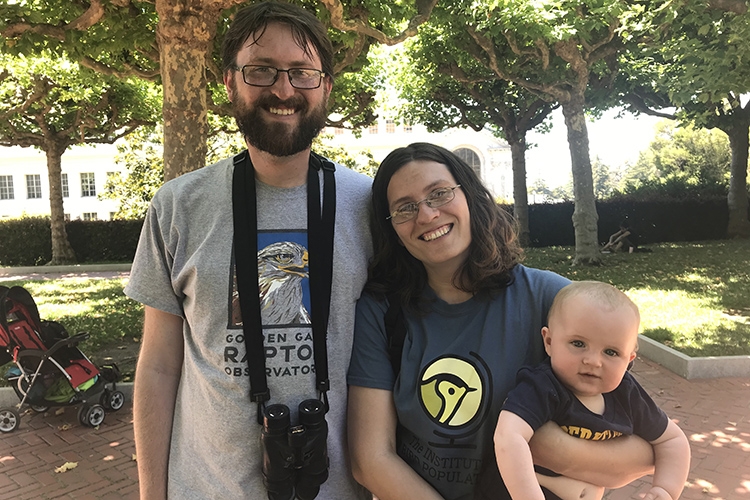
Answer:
[{"left": 0, "top": 286, "right": 124, "bottom": 433}]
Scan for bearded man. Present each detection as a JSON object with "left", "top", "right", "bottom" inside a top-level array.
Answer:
[{"left": 125, "top": 3, "right": 373, "bottom": 499}]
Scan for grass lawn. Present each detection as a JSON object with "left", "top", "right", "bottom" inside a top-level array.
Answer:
[
  {"left": 524, "top": 238, "right": 750, "bottom": 357},
  {"left": 0, "top": 277, "right": 142, "bottom": 382},
  {"left": 0, "top": 239, "right": 748, "bottom": 384}
]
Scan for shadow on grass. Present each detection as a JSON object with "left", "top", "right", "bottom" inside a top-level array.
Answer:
[
  {"left": 642, "top": 324, "right": 750, "bottom": 357},
  {"left": 525, "top": 239, "right": 750, "bottom": 356},
  {"left": 0, "top": 278, "right": 144, "bottom": 352},
  {"left": 0, "top": 278, "right": 144, "bottom": 384}
]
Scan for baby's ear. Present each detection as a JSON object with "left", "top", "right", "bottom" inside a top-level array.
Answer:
[{"left": 541, "top": 327, "right": 553, "bottom": 354}]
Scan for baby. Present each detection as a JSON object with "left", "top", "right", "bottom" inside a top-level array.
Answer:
[{"left": 494, "top": 281, "right": 690, "bottom": 500}]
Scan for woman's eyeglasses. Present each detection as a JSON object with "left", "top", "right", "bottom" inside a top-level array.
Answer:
[{"left": 387, "top": 185, "right": 462, "bottom": 224}]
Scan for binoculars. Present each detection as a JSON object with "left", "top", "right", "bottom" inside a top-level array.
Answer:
[{"left": 261, "top": 399, "right": 329, "bottom": 500}]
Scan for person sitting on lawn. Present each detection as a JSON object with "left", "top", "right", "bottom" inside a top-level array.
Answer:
[
  {"left": 602, "top": 221, "right": 637, "bottom": 253},
  {"left": 494, "top": 281, "right": 691, "bottom": 500}
]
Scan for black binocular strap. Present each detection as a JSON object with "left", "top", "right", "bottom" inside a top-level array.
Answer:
[{"left": 231, "top": 150, "right": 336, "bottom": 424}]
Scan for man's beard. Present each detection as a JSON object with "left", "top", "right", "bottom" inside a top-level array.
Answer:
[{"left": 232, "top": 88, "right": 327, "bottom": 157}]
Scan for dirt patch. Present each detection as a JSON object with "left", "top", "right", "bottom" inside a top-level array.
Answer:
[{"left": 89, "top": 341, "right": 141, "bottom": 383}]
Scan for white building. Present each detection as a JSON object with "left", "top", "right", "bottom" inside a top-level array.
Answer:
[
  {"left": 0, "top": 144, "right": 122, "bottom": 221},
  {"left": 324, "top": 118, "right": 514, "bottom": 202},
  {"left": 0, "top": 117, "right": 513, "bottom": 221}
]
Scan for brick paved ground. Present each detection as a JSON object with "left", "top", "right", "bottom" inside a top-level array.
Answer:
[
  {"left": 0, "top": 357, "right": 748, "bottom": 499},
  {"left": 0, "top": 402, "right": 137, "bottom": 500},
  {"left": 606, "top": 358, "right": 750, "bottom": 500}
]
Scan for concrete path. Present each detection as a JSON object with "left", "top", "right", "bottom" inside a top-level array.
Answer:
[
  {"left": 0, "top": 264, "right": 131, "bottom": 283},
  {"left": 0, "top": 357, "right": 748, "bottom": 499}
]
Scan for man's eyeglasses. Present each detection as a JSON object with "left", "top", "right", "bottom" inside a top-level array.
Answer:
[
  {"left": 233, "top": 65, "right": 326, "bottom": 89},
  {"left": 387, "top": 185, "right": 462, "bottom": 224}
]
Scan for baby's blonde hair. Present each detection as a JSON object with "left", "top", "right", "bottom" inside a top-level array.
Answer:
[{"left": 549, "top": 281, "right": 640, "bottom": 327}]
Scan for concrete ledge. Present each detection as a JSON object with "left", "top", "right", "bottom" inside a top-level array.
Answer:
[
  {"left": 0, "top": 382, "right": 133, "bottom": 408},
  {"left": 638, "top": 334, "right": 750, "bottom": 380},
  {"left": 0, "top": 263, "right": 131, "bottom": 276}
]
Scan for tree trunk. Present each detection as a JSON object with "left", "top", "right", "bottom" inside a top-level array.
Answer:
[
  {"left": 45, "top": 143, "right": 77, "bottom": 265},
  {"left": 724, "top": 116, "right": 750, "bottom": 239},
  {"left": 561, "top": 97, "right": 600, "bottom": 265},
  {"left": 156, "top": 0, "right": 223, "bottom": 180},
  {"left": 508, "top": 133, "right": 530, "bottom": 247}
]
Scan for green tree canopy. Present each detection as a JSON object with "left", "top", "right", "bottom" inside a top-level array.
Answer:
[
  {"left": 1, "top": 0, "right": 437, "bottom": 181},
  {"left": 103, "top": 127, "right": 377, "bottom": 219},
  {"left": 0, "top": 51, "right": 159, "bottom": 264},
  {"left": 415, "top": 0, "right": 635, "bottom": 263},
  {"left": 394, "top": 23, "right": 557, "bottom": 246},
  {"left": 617, "top": 121, "right": 731, "bottom": 200},
  {"left": 617, "top": 0, "right": 750, "bottom": 236}
]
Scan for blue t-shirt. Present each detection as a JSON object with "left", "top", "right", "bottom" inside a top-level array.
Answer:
[{"left": 348, "top": 265, "right": 570, "bottom": 500}]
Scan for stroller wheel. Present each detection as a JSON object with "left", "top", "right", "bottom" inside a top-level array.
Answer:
[
  {"left": 0, "top": 407, "right": 20, "bottom": 433},
  {"left": 78, "top": 404, "right": 105, "bottom": 427},
  {"left": 30, "top": 405, "right": 49, "bottom": 413},
  {"left": 102, "top": 390, "right": 125, "bottom": 411}
]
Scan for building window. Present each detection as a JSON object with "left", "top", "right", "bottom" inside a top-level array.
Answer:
[
  {"left": 385, "top": 120, "right": 396, "bottom": 133},
  {"left": 334, "top": 127, "right": 344, "bottom": 135},
  {"left": 26, "top": 174, "right": 42, "bottom": 199},
  {"left": 82, "top": 212, "right": 98, "bottom": 221},
  {"left": 454, "top": 148, "right": 482, "bottom": 178},
  {"left": 81, "top": 172, "right": 96, "bottom": 197},
  {"left": 0, "top": 176, "right": 14, "bottom": 200},
  {"left": 368, "top": 122, "right": 378, "bottom": 134},
  {"left": 403, "top": 123, "right": 413, "bottom": 133},
  {"left": 61, "top": 173, "right": 69, "bottom": 198}
]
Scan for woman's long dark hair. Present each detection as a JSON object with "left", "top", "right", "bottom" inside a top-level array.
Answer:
[{"left": 366, "top": 143, "right": 523, "bottom": 308}]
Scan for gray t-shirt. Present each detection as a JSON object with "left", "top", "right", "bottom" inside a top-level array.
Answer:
[
  {"left": 348, "top": 266, "right": 570, "bottom": 500},
  {"left": 125, "top": 155, "right": 372, "bottom": 499}
]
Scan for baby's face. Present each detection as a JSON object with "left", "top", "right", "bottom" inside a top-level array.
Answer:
[{"left": 543, "top": 295, "right": 639, "bottom": 399}]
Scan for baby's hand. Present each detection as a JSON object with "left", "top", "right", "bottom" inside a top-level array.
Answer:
[{"left": 643, "top": 486, "right": 673, "bottom": 500}]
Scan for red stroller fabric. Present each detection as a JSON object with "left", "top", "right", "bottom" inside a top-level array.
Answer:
[{"left": 0, "top": 286, "right": 100, "bottom": 387}]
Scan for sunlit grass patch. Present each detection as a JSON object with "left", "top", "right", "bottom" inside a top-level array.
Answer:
[
  {"left": 626, "top": 289, "right": 749, "bottom": 356},
  {"left": 525, "top": 239, "right": 750, "bottom": 357},
  {"left": 2, "top": 277, "right": 142, "bottom": 351},
  {"left": 0, "top": 238, "right": 747, "bottom": 386}
]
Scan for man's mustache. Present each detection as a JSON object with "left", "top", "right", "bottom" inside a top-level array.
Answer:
[{"left": 255, "top": 94, "right": 306, "bottom": 111}]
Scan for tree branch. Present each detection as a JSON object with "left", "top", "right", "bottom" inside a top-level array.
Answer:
[
  {"left": 621, "top": 93, "right": 677, "bottom": 119},
  {"left": 708, "top": 0, "right": 748, "bottom": 14},
  {"left": 2, "top": 0, "right": 106, "bottom": 39},
  {"left": 79, "top": 56, "right": 160, "bottom": 80},
  {"left": 585, "top": 20, "right": 619, "bottom": 59},
  {"left": 319, "top": 0, "right": 437, "bottom": 45},
  {"left": 333, "top": 34, "right": 369, "bottom": 75},
  {"left": 326, "top": 90, "right": 377, "bottom": 127},
  {"left": 467, "top": 26, "right": 568, "bottom": 101},
  {"left": 503, "top": 30, "right": 548, "bottom": 69}
]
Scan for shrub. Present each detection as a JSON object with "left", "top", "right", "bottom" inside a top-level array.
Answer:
[
  {"left": 505, "top": 197, "right": 731, "bottom": 247},
  {"left": 0, "top": 216, "right": 143, "bottom": 266}
]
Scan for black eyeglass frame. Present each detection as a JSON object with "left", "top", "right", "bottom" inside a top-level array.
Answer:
[
  {"left": 233, "top": 64, "right": 326, "bottom": 89},
  {"left": 386, "top": 185, "right": 462, "bottom": 224}
]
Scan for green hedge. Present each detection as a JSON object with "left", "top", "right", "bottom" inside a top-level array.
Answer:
[
  {"left": 518, "top": 197, "right": 732, "bottom": 247},
  {"left": 0, "top": 217, "right": 144, "bottom": 266}
]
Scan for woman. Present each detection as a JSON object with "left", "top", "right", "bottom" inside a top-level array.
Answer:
[{"left": 347, "top": 143, "right": 654, "bottom": 500}]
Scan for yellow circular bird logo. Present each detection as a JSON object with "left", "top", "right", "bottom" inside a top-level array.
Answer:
[{"left": 419, "top": 357, "right": 484, "bottom": 428}]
